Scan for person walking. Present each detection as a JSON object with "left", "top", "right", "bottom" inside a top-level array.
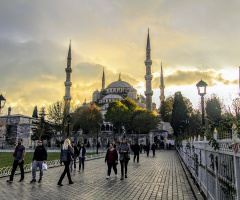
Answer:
[
  {"left": 70, "top": 141, "right": 79, "bottom": 172},
  {"left": 57, "top": 139, "right": 74, "bottom": 186},
  {"left": 119, "top": 138, "right": 130, "bottom": 180},
  {"left": 105, "top": 143, "right": 118, "bottom": 179},
  {"left": 145, "top": 143, "right": 150, "bottom": 157},
  {"left": 7, "top": 138, "right": 26, "bottom": 183},
  {"left": 133, "top": 142, "right": 140, "bottom": 162},
  {"left": 78, "top": 143, "right": 86, "bottom": 172},
  {"left": 152, "top": 142, "right": 156, "bottom": 157},
  {"left": 30, "top": 140, "right": 47, "bottom": 183}
]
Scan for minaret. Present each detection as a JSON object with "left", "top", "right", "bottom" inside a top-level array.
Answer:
[
  {"left": 102, "top": 67, "right": 105, "bottom": 90},
  {"left": 64, "top": 40, "right": 72, "bottom": 108},
  {"left": 144, "top": 29, "right": 153, "bottom": 111},
  {"left": 160, "top": 62, "right": 165, "bottom": 107},
  {"left": 118, "top": 72, "right": 122, "bottom": 81}
]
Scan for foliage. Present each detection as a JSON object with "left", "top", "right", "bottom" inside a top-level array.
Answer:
[
  {"left": 160, "top": 96, "right": 173, "bottom": 122},
  {"left": 171, "top": 91, "right": 188, "bottom": 136},
  {"left": 32, "top": 106, "right": 38, "bottom": 118},
  {"left": 206, "top": 95, "right": 222, "bottom": 129},
  {"left": 132, "top": 110, "right": 159, "bottom": 134},
  {"left": 72, "top": 104, "right": 103, "bottom": 134},
  {"left": 105, "top": 99, "right": 134, "bottom": 134},
  {"left": 232, "top": 97, "right": 240, "bottom": 117},
  {"left": 31, "top": 117, "right": 53, "bottom": 141},
  {"left": 188, "top": 110, "right": 202, "bottom": 137},
  {"left": 208, "top": 137, "right": 220, "bottom": 151},
  {"left": 48, "top": 100, "right": 71, "bottom": 135}
]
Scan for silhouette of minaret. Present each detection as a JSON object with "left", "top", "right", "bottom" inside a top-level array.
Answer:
[
  {"left": 64, "top": 40, "right": 72, "bottom": 112},
  {"left": 160, "top": 62, "right": 165, "bottom": 107},
  {"left": 102, "top": 68, "right": 105, "bottom": 90},
  {"left": 144, "top": 29, "right": 153, "bottom": 111}
]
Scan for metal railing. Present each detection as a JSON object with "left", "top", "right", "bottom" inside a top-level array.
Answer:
[
  {"left": 0, "top": 153, "right": 105, "bottom": 178},
  {"left": 177, "top": 138, "right": 240, "bottom": 200}
]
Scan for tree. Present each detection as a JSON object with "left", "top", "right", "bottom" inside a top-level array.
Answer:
[
  {"left": 232, "top": 98, "right": 240, "bottom": 117},
  {"left": 72, "top": 104, "right": 103, "bottom": 134},
  {"left": 105, "top": 101, "right": 130, "bottom": 134},
  {"left": 160, "top": 96, "right": 174, "bottom": 122},
  {"left": 132, "top": 110, "right": 159, "bottom": 134},
  {"left": 31, "top": 117, "right": 53, "bottom": 141},
  {"left": 48, "top": 100, "right": 69, "bottom": 135},
  {"left": 206, "top": 95, "right": 222, "bottom": 128},
  {"left": 171, "top": 91, "right": 188, "bottom": 136},
  {"left": 188, "top": 110, "right": 202, "bottom": 137},
  {"left": 32, "top": 106, "right": 38, "bottom": 118}
]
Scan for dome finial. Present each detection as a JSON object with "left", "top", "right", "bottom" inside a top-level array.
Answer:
[{"left": 118, "top": 72, "right": 122, "bottom": 81}]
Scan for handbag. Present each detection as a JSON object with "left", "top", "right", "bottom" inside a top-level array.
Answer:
[
  {"left": 42, "top": 162, "right": 47, "bottom": 171},
  {"left": 124, "top": 154, "right": 130, "bottom": 161}
]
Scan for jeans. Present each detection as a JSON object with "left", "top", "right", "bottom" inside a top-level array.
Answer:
[
  {"left": 58, "top": 161, "right": 72, "bottom": 184},
  {"left": 32, "top": 160, "right": 43, "bottom": 179},
  {"left": 120, "top": 160, "right": 128, "bottom": 177},
  {"left": 79, "top": 157, "right": 85, "bottom": 170},
  {"left": 10, "top": 160, "right": 24, "bottom": 180},
  {"left": 107, "top": 162, "right": 117, "bottom": 176},
  {"left": 152, "top": 150, "right": 155, "bottom": 156},
  {"left": 70, "top": 155, "right": 77, "bottom": 171},
  {"left": 134, "top": 153, "right": 139, "bottom": 162}
]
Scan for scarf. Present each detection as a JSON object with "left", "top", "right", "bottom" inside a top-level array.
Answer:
[{"left": 13, "top": 145, "right": 18, "bottom": 157}]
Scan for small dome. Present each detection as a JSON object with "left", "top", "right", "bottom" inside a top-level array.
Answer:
[
  {"left": 93, "top": 90, "right": 100, "bottom": 94},
  {"left": 129, "top": 87, "right": 137, "bottom": 92},
  {"left": 106, "top": 81, "right": 132, "bottom": 89}
]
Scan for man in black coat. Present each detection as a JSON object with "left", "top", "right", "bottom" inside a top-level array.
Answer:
[
  {"left": 152, "top": 142, "right": 156, "bottom": 157},
  {"left": 30, "top": 140, "right": 47, "bottom": 183},
  {"left": 145, "top": 144, "right": 150, "bottom": 157},
  {"left": 133, "top": 142, "right": 140, "bottom": 162}
]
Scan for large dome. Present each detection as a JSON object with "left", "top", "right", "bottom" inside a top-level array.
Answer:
[{"left": 106, "top": 81, "right": 132, "bottom": 89}]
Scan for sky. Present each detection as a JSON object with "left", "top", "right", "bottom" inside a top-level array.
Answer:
[{"left": 0, "top": 0, "right": 240, "bottom": 116}]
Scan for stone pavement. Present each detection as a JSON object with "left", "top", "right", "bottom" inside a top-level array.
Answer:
[{"left": 0, "top": 151, "right": 199, "bottom": 200}]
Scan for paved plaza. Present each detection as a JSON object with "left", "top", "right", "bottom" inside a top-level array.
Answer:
[{"left": 0, "top": 151, "right": 202, "bottom": 200}]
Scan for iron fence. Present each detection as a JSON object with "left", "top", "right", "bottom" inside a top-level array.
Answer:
[
  {"left": 0, "top": 153, "right": 105, "bottom": 178},
  {"left": 178, "top": 139, "right": 240, "bottom": 200}
]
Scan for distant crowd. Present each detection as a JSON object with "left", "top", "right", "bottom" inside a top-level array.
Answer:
[{"left": 6, "top": 138, "right": 160, "bottom": 186}]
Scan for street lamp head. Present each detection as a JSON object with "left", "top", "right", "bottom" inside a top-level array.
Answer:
[
  {"left": 196, "top": 79, "right": 208, "bottom": 96},
  {"left": 0, "top": 94, "right": 6, "bottom": 109},
  {"left": 66, "top": 114, "right": 71, "bottom": 123}
]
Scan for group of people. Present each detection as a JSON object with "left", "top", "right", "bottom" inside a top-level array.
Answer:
[
  {"left": 131, "top": 142, "right": 156, "bottom": 160},
  {"left": 6, "top": 137, "right": 157, "bottom": 186}
]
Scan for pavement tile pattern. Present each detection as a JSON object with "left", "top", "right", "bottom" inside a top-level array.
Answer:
[{"left": 0, "top": 151, "right": 196, "bottom": 200}]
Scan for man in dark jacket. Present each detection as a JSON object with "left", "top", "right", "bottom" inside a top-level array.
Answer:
[
  {"left": 152, "top": 142, "right": 156, "bottom": 157},
  {"left": 30, "top": 140, "right": 47, "bottom": 183},
  {"left": 70, "top": 141, "right": 79, "bottom": 171},
  {"left": 133, "top": 142, "right": 140, "bottom": 162},
  {"left": 145, "top": 144, "right": 150, "bottom": 157}
]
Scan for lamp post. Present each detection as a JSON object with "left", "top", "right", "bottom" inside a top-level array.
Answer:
[
  {"left": 196, "top": 79, "right": 208, "bottom": 126},
  {"left": 96, "top": 122, "right": 102, "bottom": 154},
  {"left": 66, "top": 114, "right": 71, "bottom": 138},
  {"left": 0, "top": 94, "right": 6, "bottom": 116}
]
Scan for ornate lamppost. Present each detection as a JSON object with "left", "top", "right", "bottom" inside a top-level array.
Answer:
[
  {"left": 196, "top": 80, "right": 208, "bottom": 126},
  {"left": 66, "top": 114, "right": 71, "bottom": 138},
  {"left": 0, "top": 94, "right": 6, "bottom": 116}
]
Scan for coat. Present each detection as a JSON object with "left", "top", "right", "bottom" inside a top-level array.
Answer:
[
  {"left": 32, "top": 146, "right": 47, "bottom": 161},
  {"left": 60, "top": 145, "right": 74, "bottom": 162},
  {"left": 119, "top": 143, "right": 130, "bottom": 161},
  {"left": 78, "top": 147, "right": 86, "bottom": 158},
  {"left": 105, "top": 148, "right": 118, "bottom": 163}
]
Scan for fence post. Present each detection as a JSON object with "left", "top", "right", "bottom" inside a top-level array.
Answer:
[{"left": 204, "top": 137, "right": 209, "bottom": 198}]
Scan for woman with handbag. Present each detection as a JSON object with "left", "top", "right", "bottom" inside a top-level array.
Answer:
[
  {"left": 119, "top": 138, "right": 130, "bottom": 180},
  {"left": 57, "top": 139, "right": 74, "bottom": 186},
  {"left": 105, "top": 143, "right": 118, "bottom": 179}
]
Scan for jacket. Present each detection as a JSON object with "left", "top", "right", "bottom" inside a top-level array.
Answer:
[
  {"left": 105, "top": 148, "right": 118, "bottom": 163},
  {"left": 73, "top": 146, "right": 79, "bottom": 156},
  {"left": 78, "top": 147, "right": 86, "bottom": 158},
  {"left": 60, "top": 145, "right": 74, "bottom": 162},
  {"left": 32, "top": 146, "right": 47, "bottom": 161},
  {"left": 119, "top": 143, "right": 130, "bottom": 161}
]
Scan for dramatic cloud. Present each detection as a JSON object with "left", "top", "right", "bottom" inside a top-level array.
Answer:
[{"left": 1, "top": 0, "right": 240, "bottom": 115}]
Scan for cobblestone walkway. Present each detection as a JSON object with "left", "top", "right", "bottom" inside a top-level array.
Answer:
[{"left": 0, "top": 151, "right": 196, "bottom": 200}]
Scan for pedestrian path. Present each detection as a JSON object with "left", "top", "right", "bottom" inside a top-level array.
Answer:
[{"left": 0, "top": 151, "right": 200, "bottom": 200}]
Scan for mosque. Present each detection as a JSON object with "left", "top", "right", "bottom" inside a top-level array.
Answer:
[{"left": 64, "top": 30, "right": 161, "bottom": 117}]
